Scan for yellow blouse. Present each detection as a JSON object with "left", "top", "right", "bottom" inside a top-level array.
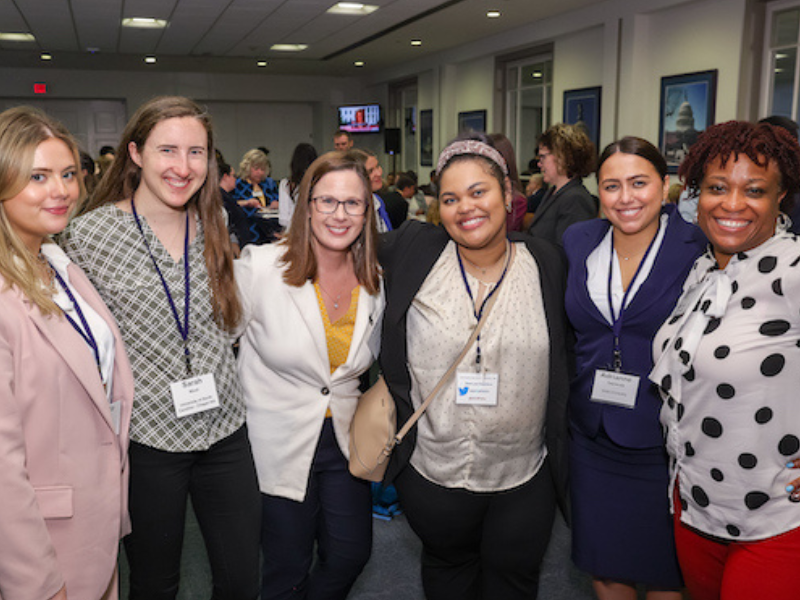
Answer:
[{"left": 314, "top": 284, "right": 360, "bottom": 417}]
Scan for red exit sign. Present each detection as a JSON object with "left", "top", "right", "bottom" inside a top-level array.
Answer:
[{"left": 34, "top": 82, "right": 47, "bottom": 94}]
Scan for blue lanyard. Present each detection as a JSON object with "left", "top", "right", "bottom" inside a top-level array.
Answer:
[
  {"left": 49, "top": 265, "right": 102, "bottom": 375},
  {"left": 606, "top": 224, "right": 659, "bottom": 371},
  {"left": 456, "top": 240, "right": 511, "bottom": 368},
  {"left": 130, "top": 197, "right": 193, "bottom": 376}
]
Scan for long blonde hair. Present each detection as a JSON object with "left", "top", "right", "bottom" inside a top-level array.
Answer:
[
  {"left": 84, "top": 96, "right": 242, "bottom": 331},
  {"left": 0, "top": 106, "right": 85, "bottom": 314}
]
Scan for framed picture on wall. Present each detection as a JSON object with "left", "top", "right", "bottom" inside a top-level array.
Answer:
[
  {"left": 420, "top": 109, "right": 433, "bottom": 166},
  {"left": 563, "top": 86, "right": 601, "bottom": 150},
  {"left": 658, "top": 69, "right": 718, "bottom": 173},
  {"left": 458, "top": 109, "right": 487, "bottom": 134}
]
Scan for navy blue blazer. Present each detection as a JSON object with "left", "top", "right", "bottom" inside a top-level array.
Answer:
[{"left": 563, "top": 205, "right": 706, "bottom": 448}]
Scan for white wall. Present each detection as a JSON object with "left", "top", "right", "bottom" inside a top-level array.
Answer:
[
  {"left": 619, "top": 0, "right": 749, "bottom": 143},
  {"left": 0, "top": 67, "right": 373, "bottom": 176},
  {"left": 367, "top": 0, "right": 753, "bottom": 177},
  {"left": 552, "top": 25, "right": 605, "bottom": 123}
]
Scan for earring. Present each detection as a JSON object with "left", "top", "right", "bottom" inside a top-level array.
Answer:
[{"left": 505, "top": 202, "right": 512, "bottom": 213}]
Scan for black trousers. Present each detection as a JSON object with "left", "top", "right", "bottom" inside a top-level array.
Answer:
[
  {"left": 259, "top": 418, "right": 372, "bottom": 600},
  {"left": 124, "top": 426, "right": 261, "bottom": 600},
  {"left": 396, "top": 460, "right": 556, "bottom": 600}
]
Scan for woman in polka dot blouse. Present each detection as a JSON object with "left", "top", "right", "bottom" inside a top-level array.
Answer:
[{"left": 651, "top": 120, "right": 800, "bottom": 600}]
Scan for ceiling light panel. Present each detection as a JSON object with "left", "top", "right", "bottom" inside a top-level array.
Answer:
[
  {"left": 270, "top": 44, "right": 308, "bottom": 51},
  {"left": 0, "top": 33, "right": 36, "bottom": 42},
  {"left": 119, "top": 0, "right": 174, "bottom": 51},
  {"left": 327, "top": 3, "right": 379, "bottom": 16},
  {"left": 122, "top": 18, "right": 168, "bottom": 29},
  {"left": 12, "top": 0, "right": 80, "bottom": 50}
]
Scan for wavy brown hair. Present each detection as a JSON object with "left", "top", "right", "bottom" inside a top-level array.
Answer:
[
  {"left": 281, "top": 151, "right": 380, "bottom": 294},
  {"left": 0, "top": 106, "right": 85, "bottom": 315},
  {"left": 539, "top": 122, "right": 597, "bottom": 179},
  {"left": 84, "top": 96, "right": 241, "bottom": 331}
]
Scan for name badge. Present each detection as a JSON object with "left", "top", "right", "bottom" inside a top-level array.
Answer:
[
  {"left": 591, "top": 369, "right": 639, "bottom": 409},
  {"left": 170, "top": 373, "right": 221, "bottom": 418},
  {"left": 109, "top": 400, "right": 122, "bottom": 435},
  {"left": 456, "top": 371, "right": 499, "bottom": 406}
]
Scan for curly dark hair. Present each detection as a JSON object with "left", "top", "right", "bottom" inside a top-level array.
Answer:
[
  {"left": 539, "top": 123, "right": 596, "bottom": 179},
  {"left": 679, "top": 121, "right": 800, "bottom": 206}
]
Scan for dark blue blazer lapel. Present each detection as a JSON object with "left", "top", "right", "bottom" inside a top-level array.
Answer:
[{"left": 569, "top": 218, "right": 611, "bottom": 325}]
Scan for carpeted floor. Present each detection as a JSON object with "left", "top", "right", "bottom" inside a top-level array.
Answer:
[{"left": 119, "top": 506, "right": 595, "bottom": 599}]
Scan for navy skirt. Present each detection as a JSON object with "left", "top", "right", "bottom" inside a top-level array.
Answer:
[{"left": 569, "top": 427, "right": 683, "bottom": 589}]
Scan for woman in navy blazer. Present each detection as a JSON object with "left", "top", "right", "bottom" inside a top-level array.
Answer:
[{"left": 563, "top": 137, "right": 706, "bottom": 600}]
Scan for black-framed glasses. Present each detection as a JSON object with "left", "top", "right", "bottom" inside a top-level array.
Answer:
[{"left": 312, "top": 196, "right": 368, "bottom": 216}]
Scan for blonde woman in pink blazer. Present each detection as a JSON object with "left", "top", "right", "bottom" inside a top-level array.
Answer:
[{"left": 0, "top": 107, "right": 133, "bottom": 600}]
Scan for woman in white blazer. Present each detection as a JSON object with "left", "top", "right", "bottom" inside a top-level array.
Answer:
[
  {"left": 0, "top": 107, "right": 133, "bottom": 600},
  {"left": 236, "top": 151, "right": 383, "bottom": 600}
]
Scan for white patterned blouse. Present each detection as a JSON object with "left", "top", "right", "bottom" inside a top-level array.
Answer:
[{"left": 651, "top": 217, "right": 800, "bottom": 541}]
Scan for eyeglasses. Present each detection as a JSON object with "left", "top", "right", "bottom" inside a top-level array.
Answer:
[
  {"left": 312, "top": 196, "right": 368, "bottom": 216},
  {"left": 537, "top": 151, "right": 552, "bottom": 162}
]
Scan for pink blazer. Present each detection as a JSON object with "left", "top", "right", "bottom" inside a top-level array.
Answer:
[{"left": 0, "top": 261, "right": 133, "bottom": 600}]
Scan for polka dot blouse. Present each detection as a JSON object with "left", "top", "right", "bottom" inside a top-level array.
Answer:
[{"left": 651, "top": 219, "right": 800, "bottom": 541}]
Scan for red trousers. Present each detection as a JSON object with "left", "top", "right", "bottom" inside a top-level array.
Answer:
[{"left": 673, "top": 493, "right": 800, "bottom": 600}]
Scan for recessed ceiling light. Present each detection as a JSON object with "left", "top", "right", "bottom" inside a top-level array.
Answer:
[
  {"left": 122, "top": 17, "right": 168, "bottom": 29},
  {"left": 40, "top": 52, "right": 52, "bottom": 60},
  {"left": 327, "top": 3, "right": 378, "bottom": 15},
  {"left": 144, "top": 56, "right": 157, "bottom": 64},
  {"left": 486, "top": 10, "right": 501, "bottom": 18},
  {"left": 270, "top": 44, "right": 308, "bottom": 52},
  {"left": 257, "top": 60, "right": 267, "bottom": 67},
  {"left": 354, "top": 61, "right": 365, "bottom": 67},
  {"left": 411, "top": 39, "right": 422, "bottom": 46},
  {"left": 0, "top": 32, "right": 36, "bottom": 42}
]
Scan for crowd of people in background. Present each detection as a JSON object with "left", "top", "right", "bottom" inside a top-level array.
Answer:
[{"left": 1, "top": 94, "right": 799, "bottom": 600}]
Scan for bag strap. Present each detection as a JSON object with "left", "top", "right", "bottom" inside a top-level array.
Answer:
[{"left": 394, "top": 244, "right": 514, "bottom": 444}]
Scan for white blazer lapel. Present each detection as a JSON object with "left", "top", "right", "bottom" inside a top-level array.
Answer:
[
  {"left": 286, "top": 281, "right": 330, "bottom": 373},
  {"left": 348, "top": 287, "right": 379, "bottom": 361}
]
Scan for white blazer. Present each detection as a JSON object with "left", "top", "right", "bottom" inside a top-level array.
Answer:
[{"left": 235, "top": 244, "right": 383, "bottom": 502}]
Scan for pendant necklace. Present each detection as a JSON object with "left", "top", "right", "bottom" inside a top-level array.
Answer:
[{"left": 317, "top": 282, "right": 342, "bottom": 310}]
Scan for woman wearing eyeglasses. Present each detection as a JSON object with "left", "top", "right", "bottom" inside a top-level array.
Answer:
[
  {"left": 236, "top": 151, "right": 384, "bottom": 600},
  {"left": 528, "top": 123, "right": 599, "bottom": 246}
]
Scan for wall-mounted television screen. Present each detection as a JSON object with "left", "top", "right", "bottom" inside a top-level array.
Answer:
[{"left": 338, "top": 104, "right": 381, "bottom": 133}]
